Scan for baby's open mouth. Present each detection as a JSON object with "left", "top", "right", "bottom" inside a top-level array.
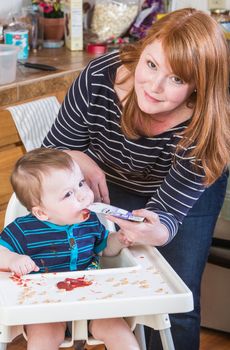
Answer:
[{"left": 82, "top": 208, "right": 90, "bottom": 220}]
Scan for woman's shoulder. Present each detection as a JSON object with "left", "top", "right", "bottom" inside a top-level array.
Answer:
[{"left": 86, "top": 50, "right": 121, "bottom": 77}]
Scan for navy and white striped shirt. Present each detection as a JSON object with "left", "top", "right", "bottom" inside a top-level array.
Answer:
[
  {"left": 0, "top": 212, "right": 108, "bottom": 273},
  {"left": 43, "top": 51, "right": 205, "bottom": 243}
]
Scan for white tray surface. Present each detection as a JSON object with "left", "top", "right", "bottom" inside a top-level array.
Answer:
[{"left": 0, "top": 246, "right": 193, "bottom": 325}]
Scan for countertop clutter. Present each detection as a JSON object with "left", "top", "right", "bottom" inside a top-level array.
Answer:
[{"left": 0, "top": 47, "right": 95, "bottom": 107}]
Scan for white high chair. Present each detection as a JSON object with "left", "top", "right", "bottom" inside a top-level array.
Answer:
[
  {"left": 2, "top": 193, "right": 144, "bottom": 350},
  {"left": 0, "top": 193, "right": 194, "bottom": 350}
]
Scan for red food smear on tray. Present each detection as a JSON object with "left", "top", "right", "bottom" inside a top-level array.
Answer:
[
  {"left": 10, "top": 273, "right": 31, "bottom": 287},
  {"left": 56, "top": 276, "right": 92, "bottom": 291}
]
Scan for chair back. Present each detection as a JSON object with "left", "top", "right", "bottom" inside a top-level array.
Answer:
[{"left": 4, "top": 193, "right": 29, "bottom": 227}]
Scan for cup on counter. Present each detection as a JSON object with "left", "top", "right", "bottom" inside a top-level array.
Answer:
[{"left": 0, "top": 44, "right": 19, "bottom": 85}]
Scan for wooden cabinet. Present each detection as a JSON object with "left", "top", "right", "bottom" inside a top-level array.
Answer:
[{"left": 0, "top": 109, "right": 25, "bottom": 229}]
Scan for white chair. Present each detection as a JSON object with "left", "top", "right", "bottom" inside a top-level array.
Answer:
[{"left": 4, "top": 193, "right": 29, "bottom": 227}]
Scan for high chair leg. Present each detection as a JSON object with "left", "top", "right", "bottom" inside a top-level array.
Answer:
[{"left": 134, "top": 324, "right": 147, "bottom": 350}]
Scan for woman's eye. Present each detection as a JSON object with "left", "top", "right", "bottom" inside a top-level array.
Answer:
[
  {"left": 171, "top": 76, "right": 184, "bottom": 85},
  {"left": 64, "top": 191, "right": 73, "bottom": 198},
  {"left": 147, "top": 60, "right": 156, "bottom": 69},
  {"left": 79, "top": 179, "right": 85, "bottom": 187}
]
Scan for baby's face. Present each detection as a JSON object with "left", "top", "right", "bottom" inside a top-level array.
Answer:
[{"left": 40, "top": 163, "right": 94, "bottom": 225}]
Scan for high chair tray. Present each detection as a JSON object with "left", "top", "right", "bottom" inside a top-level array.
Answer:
[{"left": 0, "top": 246, "right": 193, "bottom": 326}]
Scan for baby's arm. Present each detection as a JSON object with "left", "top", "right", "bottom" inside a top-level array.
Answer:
[
  {"left": 102, "top": 231, "right": 130, "bottom": 257},
  {"left": 0, "top": 246, "right": 39, "bottom": 275}
]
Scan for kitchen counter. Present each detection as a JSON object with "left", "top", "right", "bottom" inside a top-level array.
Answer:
[{"left": 0, "top": 47, "right": 97, "bottom": 107}]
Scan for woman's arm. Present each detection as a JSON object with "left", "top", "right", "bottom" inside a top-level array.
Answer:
[
  {"left": 65, "top": 150, "right": 110, "bottom": 203},
  {"left": 42, "top": 65, "right": 91, "bottom": 151},
  {"left": 42, "top": 60, "right": 111, "bottom": 203},
  {"left": 107, "top": 156, "right": 206, "bottom": 247}
]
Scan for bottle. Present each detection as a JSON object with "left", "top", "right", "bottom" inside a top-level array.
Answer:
[{"left": 0, "top": 25, "right": 3, "bottom": 43}]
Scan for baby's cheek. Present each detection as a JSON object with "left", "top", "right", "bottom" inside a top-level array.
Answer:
[{"left": 89, "top": 189, "right": 94, "bottom": 201}]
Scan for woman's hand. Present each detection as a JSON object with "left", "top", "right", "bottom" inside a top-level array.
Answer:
[
  {"left": 65, "top": 150, "right": 110, "bottom": 203},
  {"left": 107, "top": 209, "right": 169, "bottom": 246}
]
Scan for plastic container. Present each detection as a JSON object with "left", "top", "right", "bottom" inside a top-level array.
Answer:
[{"left": 0, "top": 44, "right": 19, "bottom": 85}]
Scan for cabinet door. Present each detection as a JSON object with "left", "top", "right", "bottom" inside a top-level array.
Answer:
[
  {"left": 0, "top": 146, "right": 25, "bottom": 230},
  {"left": 0, "top": 110, "right": 21, "bottom": 148},
  {"left": 0, "top": 109, "right": 25, "bottom": 230}
]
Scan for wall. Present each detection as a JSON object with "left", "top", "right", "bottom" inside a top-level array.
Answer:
[
  {"left": 171, "top": 0, "right": 230, "bottom": 11},
  {"left": 0, "top": 0, "right": 30, "bottom": 23}
]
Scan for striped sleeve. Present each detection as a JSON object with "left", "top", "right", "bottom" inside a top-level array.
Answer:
[
  {"left": 146, "top": 155, "right": 205, "bottom": 243},
  {"left": 42, "top": 63, "right": 91, "bottom": 150}
]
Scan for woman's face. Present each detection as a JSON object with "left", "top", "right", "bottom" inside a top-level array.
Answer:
[{"left": 134, "top": 40, "right": 195, "bottom": 119}]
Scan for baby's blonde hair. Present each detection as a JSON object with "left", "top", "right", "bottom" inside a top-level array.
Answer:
[{"left": 11, "top": 148, "right": 75, "bottom": 211}]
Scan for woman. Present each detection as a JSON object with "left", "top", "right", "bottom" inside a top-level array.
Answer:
[{"left": 43, "top": 8, "right": 230, "bottom": 350}]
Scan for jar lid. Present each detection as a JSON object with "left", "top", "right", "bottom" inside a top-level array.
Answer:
[
  {"left": 210, "top": 8, "right": 229, "bottom": 14},
  {"left": 86, "top": 43, "right": 107, "bottom": 54}
]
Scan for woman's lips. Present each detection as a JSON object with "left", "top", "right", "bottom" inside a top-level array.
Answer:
[
  {"left": 144, "top": 91, "right": 162, "bottom": 103},
  {"left": 82, "top": 208, "right": 90, "bottom": 220}
]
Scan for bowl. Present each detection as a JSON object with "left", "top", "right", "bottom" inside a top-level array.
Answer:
[{"left": 0, "top": 44, "right": 19, "bottom": 85}]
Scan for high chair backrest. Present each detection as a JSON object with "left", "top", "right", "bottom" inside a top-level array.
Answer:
[{"left": 4, "top": 193, "right": 29, "bottom": 228}]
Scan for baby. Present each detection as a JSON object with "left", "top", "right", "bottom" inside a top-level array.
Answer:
[{"left": 0, "top": 148, "right": 140, "bottom": 350}]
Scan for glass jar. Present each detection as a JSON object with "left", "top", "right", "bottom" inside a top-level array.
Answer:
[
  {"left": 210, "top": 8, "right": 230, "bottom": 23},
  {"left": 17, "top": 5, "right": 44, "bottom": 52},
  {"left": 210, "top": 9, "right": 230, "bottom": 41},
  {"left": 85, "top": 0, "right": 140, "bottom": 44}
]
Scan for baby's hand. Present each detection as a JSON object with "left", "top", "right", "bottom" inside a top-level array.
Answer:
[
  {"left": 9, "top": 254, "right": 39, "bottom": 276},
  {"left": 117, "top": 230, "right": 134, "bottom": 247}
]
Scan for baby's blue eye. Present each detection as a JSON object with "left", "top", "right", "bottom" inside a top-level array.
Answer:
[
  {"left": 64, "top": 191, "right": 73, "bottom": 198},
  {"left": 79, "top": 179, "right": 85, "bottom": 187}
]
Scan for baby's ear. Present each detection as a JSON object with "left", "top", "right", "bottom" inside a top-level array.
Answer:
[{"left": 31, "top": 206, "right": 48, "bottom": 221}]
